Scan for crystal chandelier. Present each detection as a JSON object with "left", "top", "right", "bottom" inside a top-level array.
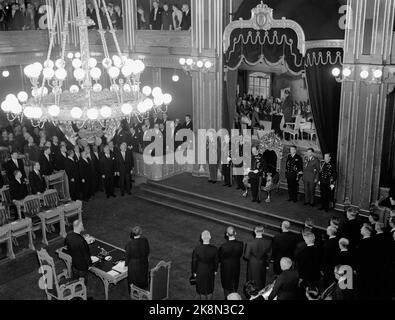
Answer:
[{"left": 0, "top": 0, "right": 172, "bottom": 142}]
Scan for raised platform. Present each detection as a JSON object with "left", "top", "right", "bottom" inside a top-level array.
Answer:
[{"left": 135, "top": 173, "right": 346, "bottom": 239}]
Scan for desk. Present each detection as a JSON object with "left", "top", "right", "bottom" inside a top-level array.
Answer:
[{"left": 56, "top": 238, "right": 127, "bottom": 300}]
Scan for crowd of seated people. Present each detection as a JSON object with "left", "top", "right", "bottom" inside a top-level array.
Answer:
[
  {"left": 137, "top": 1, "right": 191, "bottom": 31},
  {"left": 191, "top": 209, "right": 395, "bottom": 300},
  {"left": 0, "top": 111, "right": 193, "bottom": 213},
  {"left": 0, "top": 0, "right": 123, "bottom": 31},
  {"left": 234, "top": 93, "right": 313, "bottom": 139}
]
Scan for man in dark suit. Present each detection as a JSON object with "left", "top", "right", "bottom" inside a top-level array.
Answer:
[
  {"left": 180, "top": 4, "right": 191, "bottom": 30},
  {"left": 335, "top": 238, "right": 355, "bottom": 269},
  {"left": 39, "top": 147, "right": 54, "bottom": 176},
  {"left": 149, "top": 1, "right": 162, "bottom": 30},
  {"left": 6, "top": 151, "right": 26, "bottom": 182},
  {"left": 285, "top": 146, "right": 303, "bottom": 203},
  {"left": 10, "top": 170, "right": 28, "bottom": 201},
  {"left": 192, "top": 230, "right": 219, "bottom": 300},
  {"left": 218, "top": 226, "right": 244, "bottom": 299},
  {"left": 115, "top": 142, "right": 134, "bottom": 196},
  {"left": 100, "top": 145, "right": 116, "bottom": 198},
  {"left": 183, "top": 114, "right": 193, "bottom": 131},
  {"left": 65, "top": 150, "right": 79, "bottom": 201},
  {"left": 321, "top": 226, "right": 339, "bottom": 287},
  {"left": 271, "top": 221, "right": 298, "bottom": 275},
  {"left": 338, "top": 207, "right": 362, "bottom": 251},
  {"left": 29, "top": 162, "right": 46, "bottom": 195},
  {"left": 294, "top": 231, "right": 321, "bottom": 291},
  {"left": 319, "top": 153, "right": 337, "bottom": 211},
  {"left": 244, "top": 226, "right": 271, "bottom": 290},
  {"left": 302, "top": 148, "right": 320, "bottom": 206},
  {"left": 86, "top": 1, "right": 98, "bottom": 29},
  {"left": 64, "top": 220, "right": 92, "bottom": 284},
  {"left": 79, "top": 150, "right": 92, "bottom": 202},
  {"left": 55, "top": 144, "right": 68, "bottom": 171},
  {"left": 268, "top": 257, "right": 299, "bottom": 300},
  {"left": 91, "top": 145, "right": 102, "bottom": 193}
]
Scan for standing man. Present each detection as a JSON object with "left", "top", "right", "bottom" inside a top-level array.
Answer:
[
  {"left": 116, "top": 142, "right": 134, "bottom": 196},
  {"left": 321, "top": 226, "right": 339, "bottom": 287},
  {"left": 218, "top": 227, "right": 244, "bottom": 299},
  {"left": 39, "top": 147, "right": 54, "bottom": 176},
  {"left": 55, "top": 144, "right": 68, "bottom": 171},
  {"left": 302, "top": 148, "right": 320, "bottom": 206},
  {"left": 100, "top": 145, "right": 116, "bottom": 199},
  {"left": 206, "top": 131, "right": 220, "bottom": 184},
  {"left": 183, "top": 114, "right": 193, "bottom": 131},
  {"left": 65, "top": 149, "right": 79, "bottom": 201},
  {"left": 149, "top": 1, "right": 162, "bottom": 30},
  {"left": 191, "top": 231, "right": 219, "bottom": 300},
  {"left": 249, "top": 146, "right": 263, "bottom": 203},
  {"left": 125, "top": 226, "right": 150, "bottom": 290},
  {"left": 91, "top": 145, "right": 102, "bottom": 193},
  {"left": 221, "top": 134, "right": 232, "bottom": 187},
  {"left": 319, "top": 153, "right": 337, "bottom": 212},
  {"left": 79, "top": 150, "right": 92, "bottom": 202},
  {"left": 29, "top": 162, "right": 46, "bottom": 195},
  {"left": 285, "top": 146, "right": 303, "bottom": 203},
  {"left": 64, "top": 220, "right": 92, "bottom": 284},
  {"left": 180, "top": 4, "right": 191, "bottom": 31},
  {"left": 6, "top": 151, "right": 26, "bottom": 182},
  {"left": 244, "top": 226, "right": 271, "bottom": 290}
]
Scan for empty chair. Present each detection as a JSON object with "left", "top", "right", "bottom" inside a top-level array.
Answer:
[
  {"left": 130, "top": 261, "right": 171, "bottom": 300},
  {"left": 0, "top": 186, "right": 17, "bottom": 220},
  {"left": 36, "top": 248, "right": 87, "bottom": 300},
  {"left": 43, "top": 189, "right": 60, "bottom": 209},
  {"left": 0, "top": 223, "right": 15, "bottom": 259},
  {"left": 38, "top": 207, "right": 66, "bottom": 246},
  {"left": 10, "top": 217, "right": 35, "bottom": 251},
  {"left": 284, "top": 115, "right": 303, "bottom": 140},
  {"left": 22, "top": 195, "right": 43, "bottom": 238},
  {"left": 63, "top": 200, "right": 82, "bottom": 225}
]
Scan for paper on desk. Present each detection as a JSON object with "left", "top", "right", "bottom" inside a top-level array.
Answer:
[
  {"left": 112, "top": 261, "right": 127, "bottom": 273},
  {"left": 91, "top": 256, "right": 99, "bottom": 263},
  {"left": 107, "top": 270, "right": 119, "bottom": 277}
]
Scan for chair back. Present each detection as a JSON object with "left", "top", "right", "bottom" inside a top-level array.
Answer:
[
  {"left": 0, "top": 206, "right": 8, "bottom": 226},
  {"left": 63, "top": 200, "right": 82, "bottom": 220},
  {"left": 0, "top": 186, "right": 12, "bottom": 205},
  {"left": 36, "top": 248, "right": 60, "bottom": 297},
  {"left": 43, "top": 189, "right": 59, "bottom": 209},
  {"left": 150, "top": 261, "right": 171, "bottom": 300},
  {"left": 22, "top": 195, "right": 41, "bottom": 217},
  {"left": 0, "top": 223, "right": 11, "bottom": 242}
]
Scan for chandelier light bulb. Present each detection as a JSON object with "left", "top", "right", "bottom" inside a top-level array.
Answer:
[
  {"left": 71, "top": 107, "right": 83, "bottom": 119},
  {"left": 143, "top": 98, "right": 154, "bottom": 111},
  {"left": 163, "top": 93, "right": 172, "bottom": 105},
  {"left": 93, "top": 83, "right": 103, "bottom": 93},
  {"left": 6, "top": 94, "right": 18, "bottom": 102},
  {"left": 137, "top": 102, "right": 145, "bottom": 113},
  {"left": 31, "top": 107, "right": 43, "bottom": 119},
  {"left": 172, "top": 74, "right": 179, "bottom": 82},
  {"left": 342, "top": 67, "right": 352, "bottom": 77},
  {"left": 75, "top": 52, "right": 81, "bottom": 59},
  {"left": 121, "top": 103, "right": 133, "bottom": 115},
  {"left": 2, "top": 70, "right": 9, "bottom": 78},
  {"left": 331, "top": 67, "right": 341, "bottom": 77},
  {"left": 360, "top": 70, "right": 369, "bottom": 79},
  {"left": 154, "top": 94, "right": 164, "bottom": 106},
  {"left": 69, "top": 85, "right": 80, "bottom": 93},
  {"left": 87, "top": 108, "right": 99, "bottom": 120},
  {"left": 67, "top": 53, "right": 74, "bottom": 59},
  {"left": 100, "top": 106, "right": 112, "bottom": 118},
  {"left": 72, "top": 58, "right": 82, "bottom": 69},
  {"left": 55, "top": 59, "right": 66, "bottom": 69},
  {"left": 74, "top": 68, "right": 86, "bottom": 81},
  {"left": 108, "top": 66, "right": 120, "bottom": 79},
  {"left": 55, "top": 68, "right": 67, "bottom": 81},
  {"left": 186, "top": 58, "right": 194, "bottom": 66},
  {"left": 123, "top": 83, "right": 132, "bottom": 93},
  {"left": 152, "top": 87, "right": 162, "bottom": 98},
  {"left": 196, "top": 61, "right": 204, "bottom": 68},
  {"left": 17, "top": 91, "right": 28, "bottom": 103},
  {"left": 88, "top": 57, "right": 97, "bottom": 69},
  {"left": 121, "top": 65, "right": 133, "bottom": 77},
  {"left": 90, "top": 67, "right": 102, "bottom": 80},
  {"left": 48, "top": 104, "right": 60, "bottom": 117},
  {"left": 43, "top": 60, "right": 54, "bottom": 69},
  {"left": 102, "top": 58, "right": 112, "bottom": 69},
  {"left": 112, "top": 55, "right": 122, "bottom": 68},
  {"left": 204, "top": 61, "right": 212, "bottom": 69},
  {"left": 373, "top": 69, "right": 383, "bottom": 78},
  {"left": 43, "top": 67, "right": 55, "bottom": 79},
  {"left": 179, "top": 58, "right": 186, "bottom": 66},
  {"left": 133, "top": 60, "right": 145, "bottom": 74},
  {"left": 142, "top": 86, "right": 152, "bottom": 96},
  {"left": 1, "top": 101, "right": 10, "bottom": 112},
  {"left": 31, "top": 89, "right": 38, "bottom": 98},
  {"left": 23, "top": 106, "right": 34, "bottom": 118}
]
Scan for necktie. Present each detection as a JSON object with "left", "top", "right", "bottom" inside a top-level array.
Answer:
[{"left": 154, "top": 9, "right": 157, "bottom": 21}]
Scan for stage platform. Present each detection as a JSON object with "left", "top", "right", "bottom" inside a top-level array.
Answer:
[{"left": 135, "top": 173, "right": 347, "bottom": 239}]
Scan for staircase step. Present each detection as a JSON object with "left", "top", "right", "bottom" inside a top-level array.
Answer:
[{"left": 134, "top": 191, "right": 277, "bottom": 239}]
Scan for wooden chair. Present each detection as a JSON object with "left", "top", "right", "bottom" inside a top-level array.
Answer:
[
  {"left": 38, "top": 207, "right": 66, "bottom": 246},
  {"left": 130, "top": 261, "right": 171, "bottom": 300},
  {"left": 0, "top": 223, "right": 15, "bottom": 259},
  {"left": 283, "top": 115, "right": 303, "bottom": 140},
  {"left": 63, "top": 200, "right": 82, "bottom": 225},
  {"left": 36, "top": 248, "right": 87, "bottom": 300},
  {"left": 0, "top": 186, "right": 17, "bottom": 220},
  {"left": 0, "top": 205, "right": 8, "bottom": 226},
  {"left": 301, "top": 121, "right": 317, "bottom": 141},
  {"left": 22, "top": 195, "right": 43, "bottom": 238},
  {"left": 10, "top": 218, "right": 35, "bottom": 251},
  {"left": 43, "top": 189, "right": 60, "bottom": 209}
]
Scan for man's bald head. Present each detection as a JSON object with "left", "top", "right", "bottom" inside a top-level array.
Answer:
[
  {"left": 201, "top": 230, "right": 211, "bottom": 243},
  {"left": 226, "top": 226, "right": 236, "bottom": 238},
  {"left": 73, "top": 220, "right": 84, "bottom": 233}
]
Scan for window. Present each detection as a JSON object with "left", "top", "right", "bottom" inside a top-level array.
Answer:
[{"left": 248, "top": 72, "right": 271, "bottom": 98}]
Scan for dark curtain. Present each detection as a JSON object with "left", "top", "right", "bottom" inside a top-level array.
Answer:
[
  {"left": 304, "top": 48, "right": 342, "bottom": 160},
  {"left": 380, "top": 90, "right": 395, "bottom": 187},
  {"left": 238, "top": 70, "right": 248, "bottom": 95}
]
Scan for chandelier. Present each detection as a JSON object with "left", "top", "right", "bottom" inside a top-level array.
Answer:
[
  {"left": 179, "top": 57, "right": 213, "bottom": 74},
  {"left": 0, "top": 0, "right": 172, "bottom": 142}
]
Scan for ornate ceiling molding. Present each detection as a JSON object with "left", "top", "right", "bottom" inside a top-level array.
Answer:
[
  {"left": 223, "top": 2, "right": 306, "bottom": 55},
  {"left": 305, "top": 39, "right": 345, "bottom": 50}
]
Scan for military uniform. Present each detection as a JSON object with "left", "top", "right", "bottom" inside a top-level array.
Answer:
[
  {"left": 303, "top": 156, "right": 321, "bottom": 205},
  {"left": 319, "top": 161, "right": 337, "bottom": 211},
  {"left": 249, "top": 154, "right": 263, "bottom": 202},
  {"left": 222, "top": 142, "right": 232, "bottom": 187},
  {"left": 285, "top": 153, "right": 303, "bottom": 202}
]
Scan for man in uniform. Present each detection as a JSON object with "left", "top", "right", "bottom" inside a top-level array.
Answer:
[
  {"left": 303, "top": 148, "right": 320, "bottom": 206},
  {"left": 249, "top": 146, "right": 263, "bottom": 203},
  {"left": 285, "top": 146, "right": 303, "bottom": 203},
  {"left": 221, "top": 134, "right": 232, "bottom": 187},
  {"left": 319, "top": 153, "right": 337, "bottom": 212}
]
